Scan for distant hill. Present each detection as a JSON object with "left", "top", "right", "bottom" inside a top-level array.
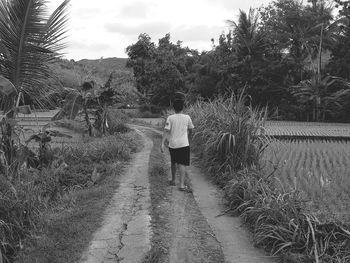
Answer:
[
  {"left": 46, "top": 57, "right": 138, "bottom": 106},
  {"left": 78, "top": 57, "right": 131, "bottom": 74},
  {"left": 49, "top": 57, "right": 134, "bottom": 89}
]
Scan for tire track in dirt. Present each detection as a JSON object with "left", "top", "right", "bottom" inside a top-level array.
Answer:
[
  {"left": 167, "top": 182, "right": 225, "bottom": 263},
  {"left": 133, "top": 124, "right": 276, "bottom": 263},
  {"left": 79, "top": 129, "right": 152, "bottom": 263}
]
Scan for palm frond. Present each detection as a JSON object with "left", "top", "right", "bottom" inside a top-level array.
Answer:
[{"left": 0, "top": 0, "right": 70, "bottom": 110}]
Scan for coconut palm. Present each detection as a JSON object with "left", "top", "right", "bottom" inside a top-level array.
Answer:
[
  {"left": 292, "top": 2, "right": 349, "bottom": 121},
  {"left": 227, "top": 9, "right": 267, "bottom": 60},
  {"left": 0, "top": 0, "right": 70, "bottom": 113}
]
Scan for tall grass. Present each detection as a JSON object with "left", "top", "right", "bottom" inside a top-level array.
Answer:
[
  {"left": 187, "top": 92, "right": 269, "bottom": 185},
  {"left": 188, "top": 91, "right": 350, "bottom": 262}
]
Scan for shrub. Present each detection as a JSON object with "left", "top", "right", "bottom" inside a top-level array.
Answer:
[{"left": 188, "top": 92, "right": 269, "bottom": 184}]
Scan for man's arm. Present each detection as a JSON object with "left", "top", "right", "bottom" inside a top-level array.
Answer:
[
  {"left": 162, "top": 117, "right": 171, "bottom": 152},
  {"left": 188, "top": 116, "right": 194, "bottom": 144},
  {"left": 161, "top": 129, "right": 170, "bottom": 152},
  {"left": 188, "top": 128, "right": 193, "bottom": 143}
]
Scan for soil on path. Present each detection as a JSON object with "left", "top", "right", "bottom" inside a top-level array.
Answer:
[
  {"left": 79, "top": 128, "right": 153, "bottom": 263},
  {"left": 78, "top": 124, "right": 276, "bottom": 263},
  {"left": 135, "top": 124, "right": 276, "bottom": 263}
]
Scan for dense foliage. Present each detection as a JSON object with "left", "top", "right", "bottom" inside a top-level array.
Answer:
[{"left": 127, "top": 0, "right": 350, "bottom": 122}]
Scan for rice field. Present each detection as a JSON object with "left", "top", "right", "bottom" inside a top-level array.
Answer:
[
  {"left": 262, "top": 137, "right": 350, "bottom": 223},
  {"left": 265, "top": 121, "right": 350, "bottom": 138}
]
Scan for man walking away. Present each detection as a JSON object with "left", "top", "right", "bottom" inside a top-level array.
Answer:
[{"left": 161, "top": 99, "right": 194, "bottom": 193}]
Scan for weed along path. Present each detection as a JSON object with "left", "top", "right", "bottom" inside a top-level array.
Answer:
[
  {"left": 130, "top": 124, "right": 276, "bottom": 263},
  {"left": 79, "top": 128, "right": 153, "bottom": 263}
]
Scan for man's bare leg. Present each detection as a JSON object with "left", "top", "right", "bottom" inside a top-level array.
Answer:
[
  {"left": 179, "top": 164, "right": 186, "bottom": 188},
  {"left": 170, "top": 162, "right": 176, "bottom": 184}
]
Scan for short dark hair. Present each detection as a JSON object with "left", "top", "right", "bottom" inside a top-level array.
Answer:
[{"left": 173, "top": 99, "right": 184, "bottom": 113}]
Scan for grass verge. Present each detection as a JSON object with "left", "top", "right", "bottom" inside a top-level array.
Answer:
[{"left": 5, "top": 131, "right": 142, "bottom": 263}]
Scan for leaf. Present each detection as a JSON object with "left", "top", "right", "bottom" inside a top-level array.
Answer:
[
  {"left": 0, "top": 0, "right": 70, "bottom": 110},
  {"left": 0, "top": 76, "right": 16, "bottom": 96}
]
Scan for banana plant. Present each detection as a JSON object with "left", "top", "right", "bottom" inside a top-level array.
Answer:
[
  {"left": 25, "top": 124, "right": 72, "bottom": 169},
  {"left": 53, "top": 73, "right": 124, "bottom": 136}
]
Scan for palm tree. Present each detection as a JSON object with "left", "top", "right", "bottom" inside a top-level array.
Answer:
[
  {"left": 227, "top": 9, "right": 267, "bottom": 60},
  {"left": 292, "top": 1, "right": 350, "bottom": 121},
  {"left": 0, "top": 0, "right": 70, "bottom": 114}
]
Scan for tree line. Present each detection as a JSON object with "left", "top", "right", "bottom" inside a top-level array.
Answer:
[{"left": 126, "top": 0, "right": 350, "bottom": 122}]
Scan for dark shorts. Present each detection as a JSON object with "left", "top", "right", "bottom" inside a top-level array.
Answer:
[{"left": 169, "top": 146, "right": 190, "bottom": 166}]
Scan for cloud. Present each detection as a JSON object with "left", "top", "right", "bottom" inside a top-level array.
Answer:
[
  {"left": 172, "top": 25, "right": 224, "bottom": 43},
  {"left": 73, "top": 7, "right": 102, "bottom": 19},
  {"left": 105, "top": 21, "right": 172, "bottom": 37},
  {"left": 68, "top": 40, "right": 112, "bottom": 51},
  {"left": 119, "top": 2, "right": 156, "bottom": 18},
  {"left": 204, "top": 0, "right": 270, "bottom": 12}
]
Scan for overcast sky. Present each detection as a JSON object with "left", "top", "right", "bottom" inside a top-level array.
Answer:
[{"left": 47, "top": 0, "right": 271, "bottom": 60}]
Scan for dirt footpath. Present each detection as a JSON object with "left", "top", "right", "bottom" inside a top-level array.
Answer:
[
  {"left": 79, "top": 124, "right": 276, "bottom": 263},
  {"left": 135, "top": 125, "right": 276, "bottom": 263},
  {"left": 79, "top": 129, "right": 153, "bottom": 263}
]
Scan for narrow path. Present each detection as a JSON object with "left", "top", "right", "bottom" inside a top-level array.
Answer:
[
  {"left": 189, "top": 164, "right": 277, "bottom": 263},
  {"left": 79, "top": 124, "right": 276, "bottom": 263},
  {"left": 79, "top": 129, "right": 152, "bottom": 263},
  {"left": 133, "top": 124, "right": 276, "bottom": 263}
]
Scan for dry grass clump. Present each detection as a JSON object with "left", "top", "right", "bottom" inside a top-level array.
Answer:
[{"left": 189, "top": 91, "right": 350, "bottom": 262}]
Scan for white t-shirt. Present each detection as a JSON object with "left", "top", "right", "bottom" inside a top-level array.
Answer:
[{"left": 165, "top": 113, "right": 194, "bottom": 149}]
